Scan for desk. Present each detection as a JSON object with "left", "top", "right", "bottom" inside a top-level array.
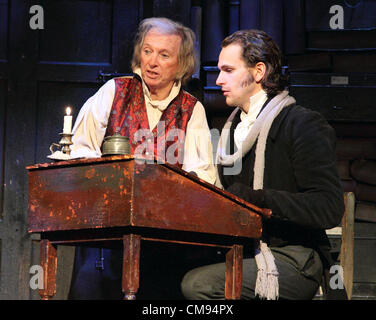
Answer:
[{"left": 27, "top": 156, "right": 269, "bottom": 300}]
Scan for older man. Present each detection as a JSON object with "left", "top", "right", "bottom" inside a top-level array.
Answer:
[
  {"left": 181, "top": 29, "right": 345, "bottom": 300},
  {"left": 68, "top": 17, "right": 216, "bottom": 299},
  {"left": 70, "top": 17, "right": 215, "bottom": 182}
]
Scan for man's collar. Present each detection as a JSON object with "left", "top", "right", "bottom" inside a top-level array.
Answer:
[{"left": 240, "top": 90, "right": 268, "bottom": 122}]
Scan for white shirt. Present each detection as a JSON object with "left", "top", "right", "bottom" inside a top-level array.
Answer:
[
  {"left": 70, "top": 69, "right": 216, "bottom": 184},
  {"left": 234, "top": 89, "right": 268, "bottom": 149}
]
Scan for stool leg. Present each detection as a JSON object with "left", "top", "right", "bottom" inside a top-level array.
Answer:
[
  {"left": 340, "top": 192, "right": 355, "bottom": 299},
  {"left": 225, "top": 244, "right": 243, "bottom": 300},
  {"left": 122, "top": 234, "right": 141, "bottom": 300},
  {"left": 39, "top": 239, "right": 57, "bottom": 300}
]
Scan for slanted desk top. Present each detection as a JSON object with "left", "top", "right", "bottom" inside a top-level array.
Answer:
[{"left": 27, "top": 155, "right": 268, "bottom": 239}]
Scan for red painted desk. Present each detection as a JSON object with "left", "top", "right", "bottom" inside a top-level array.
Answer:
[{"left": 27, "top": 156, "right": 269, "bottom": 300}]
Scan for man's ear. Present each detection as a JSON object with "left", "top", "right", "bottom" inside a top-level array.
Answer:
[{"left": 253, "top": 62, "right": 266, "bottom": 83}]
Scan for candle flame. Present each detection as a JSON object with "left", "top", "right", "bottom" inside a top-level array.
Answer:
[{"left": 66, "top": 106, "right": 72, "bottom": 116}]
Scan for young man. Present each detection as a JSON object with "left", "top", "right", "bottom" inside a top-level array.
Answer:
[
  {"left": 181, "top": 30, "right": 346, "bottom": 300},
  {"left": 67, "top": 17, "right": 216, "bottom": 299}
]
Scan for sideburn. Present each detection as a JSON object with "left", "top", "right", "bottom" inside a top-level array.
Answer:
[{"left": 241, "top": 73, "right": 254, "bottom": 88}]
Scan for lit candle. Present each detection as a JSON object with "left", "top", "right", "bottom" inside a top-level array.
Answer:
[{"left": 63, "top": 106, "right": 72, "bottom": 134}]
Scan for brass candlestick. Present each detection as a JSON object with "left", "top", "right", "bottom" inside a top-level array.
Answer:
[
  {"left": 49, "top": 133, "right": 73, "bottom": 157},
  {"left": 58, "top": 132, "right": 73, "bottom": 155}
]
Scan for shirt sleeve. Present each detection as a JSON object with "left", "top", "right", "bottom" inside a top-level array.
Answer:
[
  {"left": 70, "top": 79, "right": 115, "bottom": 158},
  {"left": 182, "top": 101, "right": 217, "bottom": 185}
]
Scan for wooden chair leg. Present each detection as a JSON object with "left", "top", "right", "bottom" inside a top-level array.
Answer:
[
  {"left": 39, "top": 239, "right": 57, "bottom": 300},
  {"left": 225, "top": 244, "right": 243, "bottom": 300},
  {"left": 122, "top": 234, "right": 141, "bottom": 300},
  {"left": 340, "top": 192, "right": 355, "bottom": 300}
]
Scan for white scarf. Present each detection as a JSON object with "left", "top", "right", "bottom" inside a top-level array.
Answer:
[
  {"left": 216, "top": 90, "right": 296, "bottom": 300},
  {"left": 234, "top": 90, "right": 267, "bottom": 149}
]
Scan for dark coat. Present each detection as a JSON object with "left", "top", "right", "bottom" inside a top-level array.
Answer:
[{"left": 218, "top": 102, "right": 345, "bottom": 269}]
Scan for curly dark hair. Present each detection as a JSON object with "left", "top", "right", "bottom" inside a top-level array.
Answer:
[{"left": 221, "top": 29, "right": 287, "bottom": 96}]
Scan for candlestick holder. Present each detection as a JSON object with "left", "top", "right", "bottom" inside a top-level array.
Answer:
[
  {"left": 58, "top": 132, "right": 73, "bottom": 155},
  {"left": 48, "top": 133, "right": 73, "bottom": 160}
]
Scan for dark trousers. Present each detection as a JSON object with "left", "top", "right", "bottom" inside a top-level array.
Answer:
[
  {"left": 68, "top": 247, "right": 123, "bottom": 300},
  {"left": 181, "top": 245, "right": 323, "bottom": 300}
]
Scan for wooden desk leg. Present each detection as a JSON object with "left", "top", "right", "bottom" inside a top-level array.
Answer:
[
  {"left": 225, "top": 244, "right": 243, "bottom": 300},
  {"left": 122, "top": 234, "right": 141, "bottom": 300},
  {"left": 39, "top": 239, "right": 57, "bottom": 300}
]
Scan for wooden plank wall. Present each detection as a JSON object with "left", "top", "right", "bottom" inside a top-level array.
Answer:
[{"left": 0, "top": 0, "right": 141, "bottom": 299}]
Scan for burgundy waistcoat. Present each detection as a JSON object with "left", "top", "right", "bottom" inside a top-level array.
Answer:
[{"left": 105, "top": 75, "right": 197, "bottom": 167}]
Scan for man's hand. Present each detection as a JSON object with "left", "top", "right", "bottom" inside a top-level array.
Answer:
[{"left": 188, "top": 171, "right": 198, "bottom": 177}]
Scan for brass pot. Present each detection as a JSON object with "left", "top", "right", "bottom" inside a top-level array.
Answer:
[{"left": 102, "top": 133, "right": 131, "bottom": 156}]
